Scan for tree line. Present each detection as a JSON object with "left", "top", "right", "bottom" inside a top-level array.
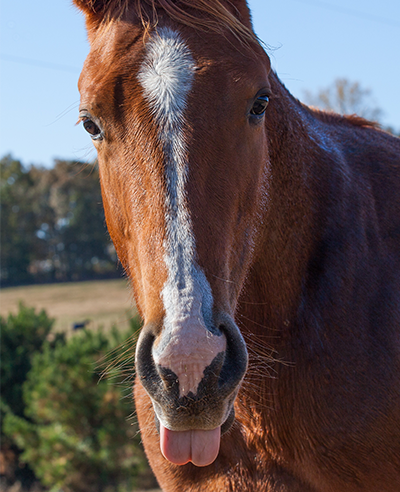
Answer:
[{"left": 1, "top": 155, "right": 122, "bottom": 287}]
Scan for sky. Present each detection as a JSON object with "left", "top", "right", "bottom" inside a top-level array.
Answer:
[{"left": 1, "top": 0, "right": 399, "bottom": 168}]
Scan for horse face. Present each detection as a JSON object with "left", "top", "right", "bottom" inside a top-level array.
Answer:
[{"left": 77, "top": 15, "right": 271, "bottom": 467}]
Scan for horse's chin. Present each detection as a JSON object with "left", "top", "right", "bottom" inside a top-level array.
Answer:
[{"left": 154, "top": 407, "right": 235, "bottom": 467}]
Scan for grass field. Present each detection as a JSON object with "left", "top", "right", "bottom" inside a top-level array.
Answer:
[{"left": 0, "top": 278, "right": 138, "bottom": 333}]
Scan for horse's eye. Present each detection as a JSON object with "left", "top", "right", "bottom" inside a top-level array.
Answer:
[
  {"left": 83, "top": 118, "right": 102, "bottom": 139},
  {"left": 250, "top": 95, "right": 270, "bottom": 116}
]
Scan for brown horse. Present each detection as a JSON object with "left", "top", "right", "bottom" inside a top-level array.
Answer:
[{"left": 73, "top": 1, "right": 400, "bottom": 490}]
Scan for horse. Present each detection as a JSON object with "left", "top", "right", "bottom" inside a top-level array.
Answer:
[{"left": 72, "top": 1, "right": 400, "bottom": 490}]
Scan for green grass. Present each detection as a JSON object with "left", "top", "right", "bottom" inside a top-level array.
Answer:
[{"left": 0, "top": 279, "right": 138, "bottom": 333}]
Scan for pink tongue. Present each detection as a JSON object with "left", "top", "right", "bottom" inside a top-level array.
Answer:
[{"left": 160, "top": 424, "right": 221, "bottom": 467}]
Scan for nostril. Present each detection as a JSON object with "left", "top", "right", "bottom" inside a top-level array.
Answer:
[
  {"left": 136, "top": 323, "right": 164, "bottom": 397},
  {"left": 216, "top": 316, "right": 248, "bottom": 396},
  {"left": 159, "top": 367, "right": 179, "bottom": 391}
]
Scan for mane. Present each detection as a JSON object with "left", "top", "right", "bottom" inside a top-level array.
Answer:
[
  {"left": 90, "top": 0, "right": 259, "bottom": 47},
  {"left": 303, "top": 103, "right": 381, "bottom": 130}
]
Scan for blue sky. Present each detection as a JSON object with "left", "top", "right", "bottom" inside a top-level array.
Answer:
[{"left": 1, "top": 0, "right": 399, "bottom": 168}]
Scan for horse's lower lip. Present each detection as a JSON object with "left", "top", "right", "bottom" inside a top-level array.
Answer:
[{"left": 154, "top": 405, "right": 236, "bottom": 436}]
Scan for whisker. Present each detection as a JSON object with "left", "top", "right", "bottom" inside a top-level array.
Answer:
[
  {"left": 209, "top": 273, "right": 238, "bottom": 284},
  {"left": 45, "top": 101, "right": 81, "bottom": 127},
  {"left": 238, "top": 313, "right": 281, "bottom": 332}
]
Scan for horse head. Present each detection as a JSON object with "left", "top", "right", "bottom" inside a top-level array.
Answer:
[{"left": 74, "top": 0, "right": 272, "bottom": 467}]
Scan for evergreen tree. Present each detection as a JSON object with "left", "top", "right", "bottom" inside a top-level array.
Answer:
[{"left": 3, "top": 316, "right": 156, "bottom": 492}]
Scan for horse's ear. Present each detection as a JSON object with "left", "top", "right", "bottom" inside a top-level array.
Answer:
[
  {"left": 73, "top": 0, "right": 111, "bottom": 34},
  {"left": 229, "top": 0, "right": 253, "bottom": 29},
  {"left": 74, "top": 0, "right": 116, "bottom": 30},
  {"left": 73, "top": 0, "right": 107, "bottom": 15}
]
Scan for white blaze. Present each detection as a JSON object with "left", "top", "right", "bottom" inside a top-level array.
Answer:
[{"left": 138, "top": 28, "right": 226, "bottom": 399}]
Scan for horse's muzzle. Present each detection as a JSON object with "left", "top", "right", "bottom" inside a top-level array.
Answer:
[{"left": 135, "top": 313, "right": 248, "bottom": 465}]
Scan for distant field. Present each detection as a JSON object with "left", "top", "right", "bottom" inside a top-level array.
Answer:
[{"left": 0, "top": 279, "right": 138, "bottom": 333}]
